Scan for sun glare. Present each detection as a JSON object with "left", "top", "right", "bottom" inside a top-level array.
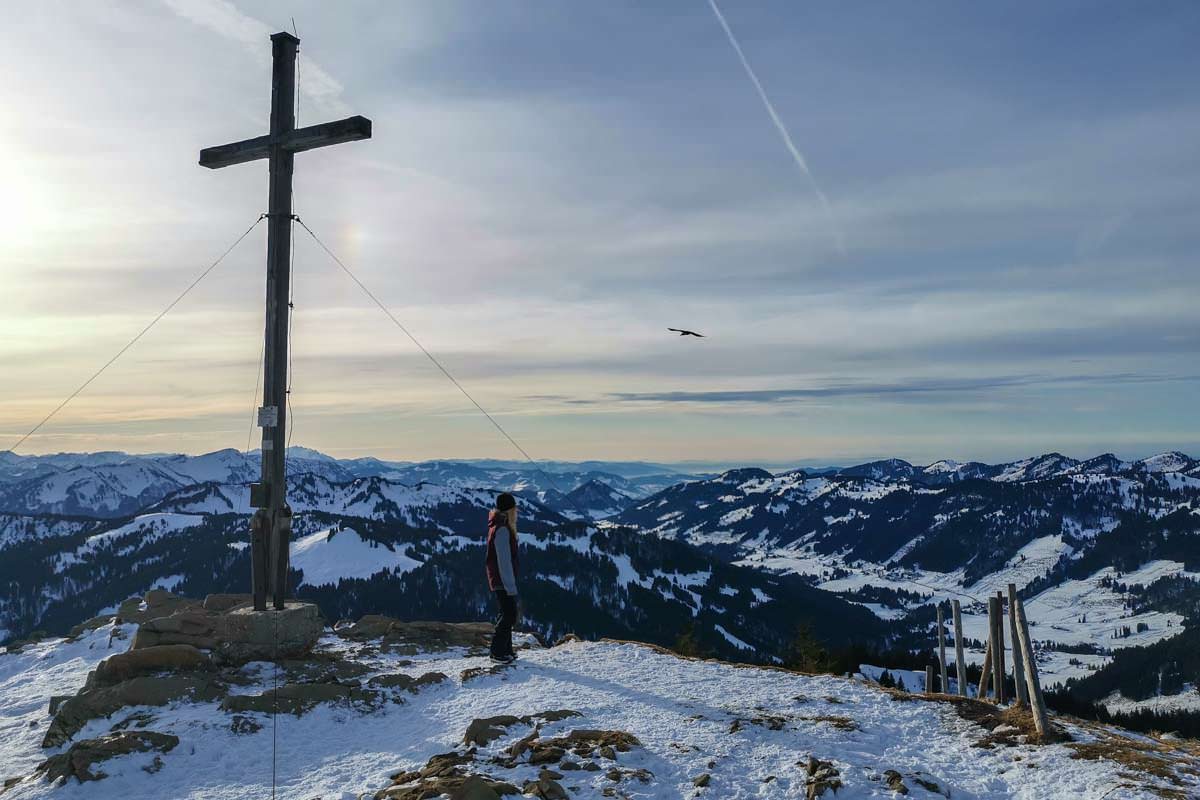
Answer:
[{"left": 0, "top": 159, "right": 58, "bottom": 250}]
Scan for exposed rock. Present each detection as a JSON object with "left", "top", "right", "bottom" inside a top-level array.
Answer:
[
  {"left": 465, "top": 715, "right": 525, "bottom": 747},
  {"left": 804, "top": 756, "right": 842, "bottom": 800},
  {"left": 508, "top": 730, "right": 541, "bottom": 759},
  {"left": 730, "top": 713, "right": 787, "bottom": 733},
  {"left": 127, "top": 595, "right": 322, "bottom": 663},
  {"left": 883, "top": 769, "right": 909, "bottom": 794},
  {"left": 449, "top": 775, "right": 503, "bottom": 800},
  {"left": 3, "top": 630, "right": 51, "bottom": 653},
  {"left": 67, "top": 615, "right": 116, "bottom": 640},
  {"left": 528, "top": 745, "right": 565, "bottom": 765},
  {"left": 118, "top": 591, "right": 201, "bottom": 626},
  {"left": 202, "top": 593, "right": 253, "bottom": 612},
  {"left": 693, "top": 772, "right": 711, "bottom": 787},
  {"left": 37, "top": 731, "right": 178, "bottom": 783},
  {"left": 519, "top": 728, "right": 640, "bottom": 762},
  {"left": 462, "top": 710, "right": 582, "bottom": 747},
  {"left": 220, "top": 682, "right": 382, "bottom": 715},
  {"left": 461, "top": 662, "right": 518, "bottom": 682},
  {"left": 377, "top": 750, "right": 518, "bottom": 800},
  {"left": 522, "top": 775, "right": 568, "bottom": 799},
  {"left": 87, "top": 644, "right": 209, "bottom": 689},
  {"left": 281, "top": 652, "right": 374, "bottom": 685},
  {"left": 110, "top": 710, "right": 156, "bottom": 731},
  {"left": 215, "top": 602, "right": 324, "bottom": 662},
  {"left": 911, "top": 774, "right": 949, "bottom": 797},
  {"left": 131, "top": 607, "right": 220, "bottom": 651},
  {"left": 369, "top": 671, "right": 448, "bottom": 693},
  {"left": 44, "top": 674, "right": 222, "bottom": 748},
  {"left": 339, "top": 616, "right": 493, "bottom": 650},
  {"left": 230, "top": 714, "right": 263, "bottom": 735}
]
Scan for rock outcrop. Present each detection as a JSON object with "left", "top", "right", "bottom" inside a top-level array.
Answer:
[
  {"left": 337, "top": 617, "right": 493, "bottom": 651},
  {"left": 86, "top": 644, "right": 209, "bottom": 689},
  {"left": 43, "top": 673, "right": 223, "bottom": 748},
  {"left": 220, "top": 682, "right": 383, "bottom": 715},
  {"left": 126, "top": 593, "right": 322, "bottom": 663},
  {"left": 36, "top": 731, "right": 179, "bottom": 783}
]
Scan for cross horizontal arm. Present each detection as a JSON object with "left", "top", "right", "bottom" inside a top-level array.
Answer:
[
  {"left": 200, "top": 134, "right": 272, "bottom": 169},
  {"left": 199, "top": 115, "right": 373, "bottom": 169},
  {"left": 284, "top": 115, "right": 372, "bottom": 155}
]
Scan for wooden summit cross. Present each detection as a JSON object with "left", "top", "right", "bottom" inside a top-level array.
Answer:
[{"left": 199, "top": 32, "right": 371, "bottom": 612}]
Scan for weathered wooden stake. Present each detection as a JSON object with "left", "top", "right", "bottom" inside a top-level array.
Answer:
[
  {"left": 977, "top": 639, "right": 992, "bottom": 700},
  {"left": 937, "top": 604, "right": 949, "bottom": 694},
  {"left": 1008, "top": 583, "right": 1029, "bottom": 707},
  {"left": 1013, "top": 598, "right": 1050, "bottom": 737},
  {"left": 952, "top": 599, "right": 967, "bottom": 697},
  {"left": 994, "top": 591, "right": 1007, "bottom": 704},
  {"left": 983, "top": 597, "right": 995, "bottom": 700},
  {"left": 925, "top": 664, "right": 935, "bottom": 695}
]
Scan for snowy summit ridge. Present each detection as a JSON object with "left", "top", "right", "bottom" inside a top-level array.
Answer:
[{"left": 2, "top": 606, "right": 1198, "bottom": 798}]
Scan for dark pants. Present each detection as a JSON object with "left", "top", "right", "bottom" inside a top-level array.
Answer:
[{"left": 490, "top": 590, "right": 518, "bottom": 657}]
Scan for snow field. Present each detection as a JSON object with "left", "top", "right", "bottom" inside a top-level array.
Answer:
[{"left": 2, "top": 627, "right": 1194, "bottom": 798}]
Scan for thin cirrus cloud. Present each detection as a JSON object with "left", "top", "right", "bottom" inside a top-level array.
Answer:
[
  {"left": 570, "top": 372, "right": 1200, "bottom": 406},
  {"left": 705, "top": 0, "right": 844, "bottom": 254}
]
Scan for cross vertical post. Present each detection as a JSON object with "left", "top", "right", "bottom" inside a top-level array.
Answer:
[
  {"left": 199, "top": 32, "right": 371, "bottom": 612},
  {"left": 262, "top": 32, "right": 297, "bottom": 612}
]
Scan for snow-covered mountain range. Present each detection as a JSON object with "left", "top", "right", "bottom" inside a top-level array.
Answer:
[
  {"left": 1, "top": 447, "right": 1197, "bottom": 729},
  {"left": 0, "top": 449, "right": 684, "bottom": 518}
]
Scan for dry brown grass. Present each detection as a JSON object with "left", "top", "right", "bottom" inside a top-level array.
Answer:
[
  {"left": 1065, "top": 727, "right": 1200, "bottom": 798},
  {"left": 950, "top": 700, "right": 1066, "bottom": 747},
  {"left": 799, "top": 715, "right": 859, "bottom": 732}
]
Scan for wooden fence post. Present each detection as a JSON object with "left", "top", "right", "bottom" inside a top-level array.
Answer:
[
  {"left": 986, "top": 596, "right": 1002, "bottom": 702},
  {"left": 952, "top": 599, "right": 967, "bottom": 697},
  {"left": 977, "top": 639, "right": 992, "bottom": 700},
  {"left": 925, "top": 665, "right": 934, "bottom": 695},
  {"left": 1008, "top": 583, "right": 1029, "bottom": 707},
  {"left": 937, "top": 604, "right": 948, "bottom": 694},
  {"left": 1013, "top": 598, "right": 1050, "bottom": 737},
  {"left": 994, "top": 591, "right": 1007, "bottom": 704}
]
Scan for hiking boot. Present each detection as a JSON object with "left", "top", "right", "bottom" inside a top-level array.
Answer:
[{"left": 489, "top": 653, "right": 516, "bottom": 664}]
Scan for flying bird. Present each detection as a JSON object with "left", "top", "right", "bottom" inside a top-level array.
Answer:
[{"left": 668, "top": 328, "right": 705, "bottom": 338}]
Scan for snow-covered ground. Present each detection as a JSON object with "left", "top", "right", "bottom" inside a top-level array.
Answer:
[
  {"left": 740, "top": 538, "right": 1197, "bottom": 686},
  {"left": 3, "top": 623, "right": 1198, "bottom": 798},
  {"left": 1104, "top": 686, "right": 1200, "bottom": 716},
  {"left": 290, "top": 528, "right": 422, "bottom": 588}
]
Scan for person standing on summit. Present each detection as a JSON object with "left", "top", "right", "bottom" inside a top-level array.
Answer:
[{"left": 485, "top": 492, "right": 520, "bottom": 663}]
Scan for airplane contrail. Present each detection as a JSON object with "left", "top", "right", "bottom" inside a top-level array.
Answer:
[{"left": 706, "top": 0, "right": 845, "bottom": 254}]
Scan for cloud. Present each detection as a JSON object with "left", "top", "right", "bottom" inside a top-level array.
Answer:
[
  {"left": 598, "top": 372, "right": 1200, "bottom": 406},
  {"left": 705, "top": 0, "right": 844, "bottom": 254},
  {"left": 160, "top": 0, "right": 346, "bottom": 114}
]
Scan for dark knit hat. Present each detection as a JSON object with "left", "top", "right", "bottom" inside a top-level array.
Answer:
[{"left": 495, "top": 492, "right": 516, "bottom": 511}]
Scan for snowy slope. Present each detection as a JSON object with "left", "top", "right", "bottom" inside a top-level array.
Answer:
[
  {"left": 3, "top": 622, "right": 1197, "bottom": 798},
  {"left": 291, "top": 527, "right": 421, "bottom": 587}
]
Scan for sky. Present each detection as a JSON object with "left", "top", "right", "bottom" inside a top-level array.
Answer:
[{"left": 2, "top": 0, "right": 1198, "bottom": 465}]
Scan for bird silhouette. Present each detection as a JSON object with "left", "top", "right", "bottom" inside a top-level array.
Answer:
[{"left": 668, "top": 328, "right": 705, "bottom": 338}]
